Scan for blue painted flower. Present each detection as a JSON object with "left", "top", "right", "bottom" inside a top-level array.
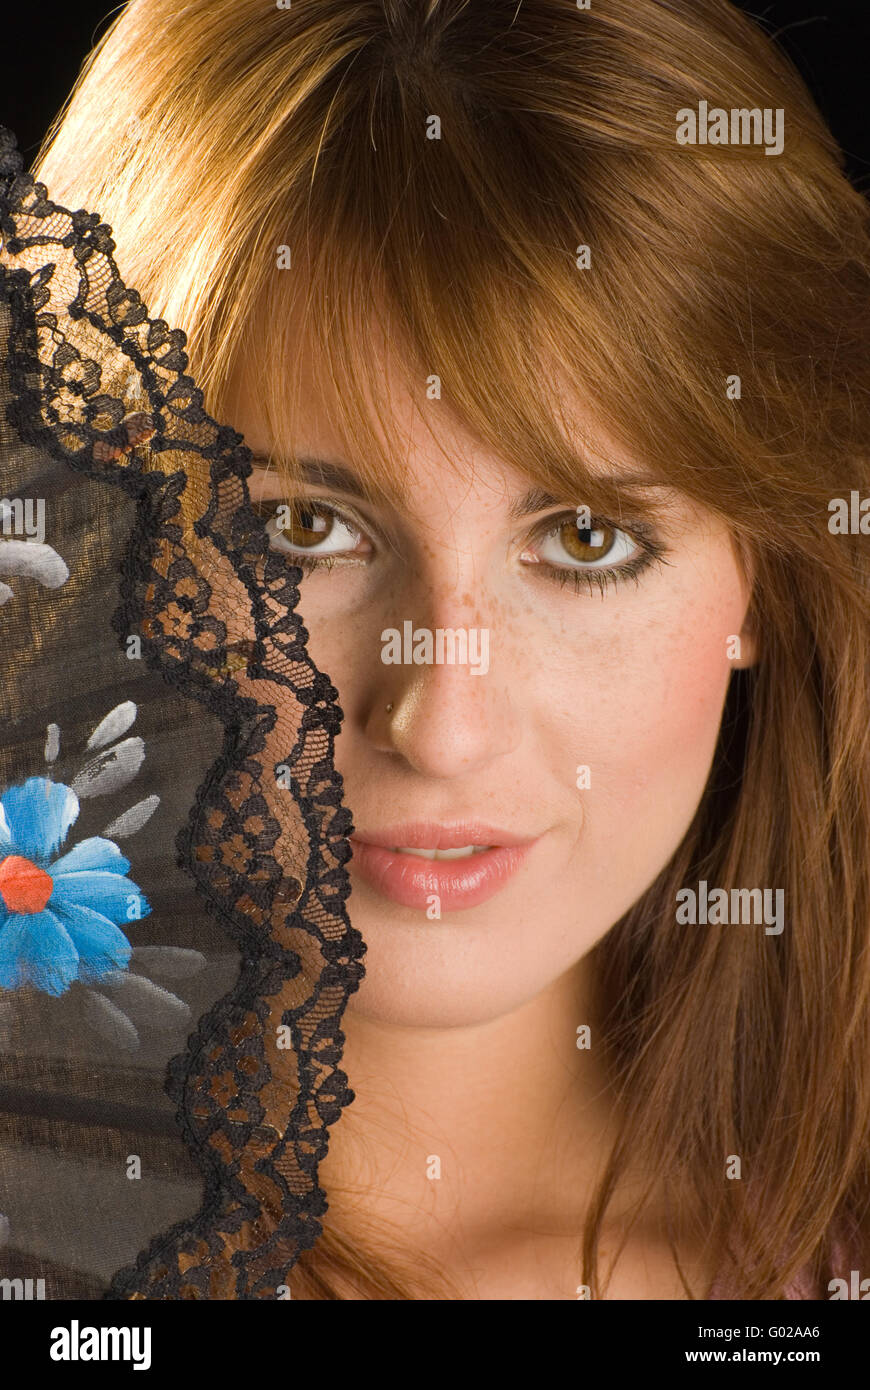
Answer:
[{"left": 0, "top": 776, "right": 150, "bottom": 996}]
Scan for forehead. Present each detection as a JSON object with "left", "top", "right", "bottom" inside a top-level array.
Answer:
[{"left": 225, "top": 275, "right": 683, "bottom": 526}]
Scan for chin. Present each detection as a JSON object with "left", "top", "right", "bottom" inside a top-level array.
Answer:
[{"left": 341, "top": 908, "right": 592, "bottom": 1029}]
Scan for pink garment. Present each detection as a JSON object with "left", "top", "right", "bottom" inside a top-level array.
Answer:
[
  {"left": 708, "top": 1266, "right": 821, "bottom": 1299},
  {"left": 707, "top": 1227, "right": 857, "bottom": 1300}
]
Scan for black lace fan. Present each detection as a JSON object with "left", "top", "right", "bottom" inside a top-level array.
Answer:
[{"left": 0, "top": 123, "right": 365, "bottom": 1300}]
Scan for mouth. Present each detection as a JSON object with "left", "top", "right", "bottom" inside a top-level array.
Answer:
[
  {"left": 394, "top": 844, "right": 491, "bottom": 860},
  {"left": 348, "top": 822, "right": 537, "bottom": 912}
]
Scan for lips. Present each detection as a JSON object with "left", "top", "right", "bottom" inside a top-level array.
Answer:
[{"left": 349, "top": 822, "right": 537, "bottom": 911}]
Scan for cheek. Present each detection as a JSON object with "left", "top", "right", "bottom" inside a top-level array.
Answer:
[
  {"left": 543, "top": 571, "right": 746, "bottom": 916},
  {"left": 291, "top": 586, "right": 370, "bottom": 693},
  {"left": 601, "top": 620, "right": 733, "bottom": 827}
]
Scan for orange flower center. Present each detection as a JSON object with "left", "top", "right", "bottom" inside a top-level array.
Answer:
[{"left": 0, "top": 855, "right": 54, "bottom": 914}]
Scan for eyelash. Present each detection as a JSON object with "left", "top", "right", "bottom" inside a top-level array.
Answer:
[
  {"left": 527, "top": 515, "right": 669, "bottom": 596},
  {"left": 253, "top": 498, "right": 670, "bottom": 596},
  {"left": 539, "top": 541, "right": 665, "bottom": 597}
]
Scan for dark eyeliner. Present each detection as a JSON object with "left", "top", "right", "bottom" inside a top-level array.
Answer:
[
  {"left": 524, "top": 510, "right": 671, "bottom": 596},
  {"left": 252, "top": 494, "right": 672, "bottom": 593},
  {"left": 250, "top": 496, "right": 373, "bottom": 567}
]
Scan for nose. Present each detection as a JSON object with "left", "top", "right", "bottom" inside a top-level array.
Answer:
[{"left": 363, "top": 604, "right": 522, "bottom": 779}]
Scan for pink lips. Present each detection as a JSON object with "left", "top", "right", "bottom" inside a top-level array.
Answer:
[{"left": 349, "top": 822, "right": 536, "bottom": 912}]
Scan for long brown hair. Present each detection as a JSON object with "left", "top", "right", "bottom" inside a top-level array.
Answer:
[{"left": 34, "top": 0, "right": 870, "bottom": 1298}]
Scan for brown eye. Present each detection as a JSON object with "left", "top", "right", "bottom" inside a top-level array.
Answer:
[
  {"left": 275, "top": 500, "right": 334, "bottom": 548},
  {"left": 558, "top": 518, "right": 615, "bottom": 563},
  {"left": 252, "top": 497, "right": 368, "bottom": 560},
  {"left": 524, "top": 512, "right": 640, "bottom": 572}
]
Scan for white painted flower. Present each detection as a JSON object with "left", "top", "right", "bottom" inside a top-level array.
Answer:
[{"left": 0, "top": 521, "right": 69, "bottom": 604}]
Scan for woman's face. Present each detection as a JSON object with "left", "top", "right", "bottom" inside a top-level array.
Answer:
[{"left": 232, "top": 358, "right": 755, "bottom": 1029}]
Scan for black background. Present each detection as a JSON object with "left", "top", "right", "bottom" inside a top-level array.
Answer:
[{"left": 0, "top": 2, "right": 867, "bottom": 187}]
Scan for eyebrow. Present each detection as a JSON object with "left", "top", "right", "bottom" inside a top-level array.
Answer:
[
  {"left": 508, "top": 481, "right": 675, "bottom": 520},
  {"left": 250, "top": 454, "right": 370, "bottom": 499},
  {"left": 249, "top": 453, "right": 673, "bottom": 518}
]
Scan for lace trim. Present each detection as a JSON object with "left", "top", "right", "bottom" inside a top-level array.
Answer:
[{"left": 0, "top": 124, "right": 366, "bottom": 1299}]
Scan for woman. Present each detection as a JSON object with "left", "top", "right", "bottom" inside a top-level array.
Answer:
[{"left": 10, "top": 0, "right": 870, "bottom": 1298}]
